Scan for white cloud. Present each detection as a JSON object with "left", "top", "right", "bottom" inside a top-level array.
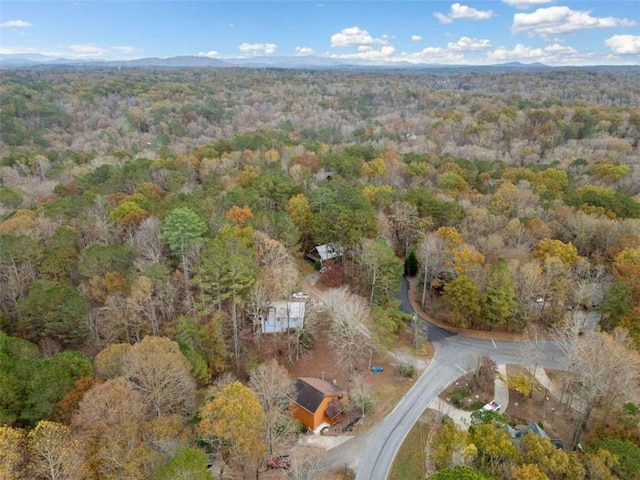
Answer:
[
  {"left": 450, "top": 3, "right": 493, "bottom": 20},
  {"left": 502, "top": 0, "right": 553, "bottom": 9},
  {"left": 0, "top": 44, "right": 139, "bottom": 59},
  {"left": 69, "top": 44, "right": 107, "bottom": 57},
  {"left": 487, "top": 43, "right": 545, "bottom": 61},
  {"left": 330, "top": 44, "right": 397, "bottom": 61},
  {"left": 370, "top": 45, "right": 396, "bottom": 58},
  {"left": 411, "top": 35, "right": 422, "bottom": 42},
  {"left": 330, "top": 26, "right": 387, "bottom": 47},
  {"left": 228, "top": 23, "right": 235, "bottom": 28},
  {"left": 486, "top": 42, "right": 583, "bottom": 64},
  {"left": 605, "top": 35, "right": 640, "bottom": 54},
  {"left": 197, "top": 50, "right": 219, "bottom": 58},
  {"left": 434, "top": 12, "right": 453, "bottom": 24},
  {"left": 447, "top": 37, "right": 492, "bottom": 51},
  {"left": 238, "top": 42, "right": 277, "bottom": 55},
  {"left": 513, "top": 6, "right": 636, "bottom": 36},
  {"left": 0, "top": 20, "right": 32, "bottom": 28},
  {"left": 295, "top": 46, "right": 315, "bottom": 55},
  {"left": 403, "top": 47, "right": 466, "bottom": 64},
  {"left": 435, "top": 3, "right": 493, "bottom": 24},
  {"left": 543, "top": 43, "right": 577, "bottom": 54}
]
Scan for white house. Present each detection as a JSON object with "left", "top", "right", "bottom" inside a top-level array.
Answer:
[{"left": 260, "top": 301, "right": 306, "bottom": 334}]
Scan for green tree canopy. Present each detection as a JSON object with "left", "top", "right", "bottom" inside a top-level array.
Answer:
[
  {"left": 359, "top": 238, "right": 404, "bottom": 305},
  {"left": 309, "top": 181, "right": 377, "bottom": 248},
  {"left": 161, "top": 207, "right": 207, "bottom": 295},
  {"left": 482, "top": 258, "right": 516, "bottom": 329},
  {"left": 443, "top": 275, "right": 482, "bottom": 329},
  {"left": 78, "top": 244, "right": 134, "bottom": 280},
  {"left": 17, "top": 280, "right": 89, "bottom": 346},
  {"left": 151, "top": 446, "right": 213, "bottom": 480},
  {"left": 161, "top": 207, "right": 207, "bottom": 258},
  {"left": 0, "top": 335, "right": 92, "bottom": 427},
  {"left": 594, "top": 437, "right": 640, "bottom": 480},
  {"left": 429, "top": 465, "right": 497, "bottom": 480}
]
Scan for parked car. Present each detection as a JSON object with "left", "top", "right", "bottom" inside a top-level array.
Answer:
[
  {"left": 481, "top": 400, "right": 501, "bottom": 412},
  {"left": 267, "top": 455, "right": 291, "bottom": 469}
]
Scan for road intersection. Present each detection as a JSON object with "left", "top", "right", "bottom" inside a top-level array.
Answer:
[{"left": 319, "top": 277, "right": 567, "bottom": 480}]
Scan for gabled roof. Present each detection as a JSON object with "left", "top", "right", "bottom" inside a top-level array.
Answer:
[
  {"left": 268, "top": 301, "right": 305, "bottom": 319},
  {"left": 515, "top": 422, "right": 548, "bottom": 438},
  {"left": 293, "top": 377, "right": 344, "bottom": 414},
  {"left": 311, "top": 244, "right": 341, "bottom": 262}
]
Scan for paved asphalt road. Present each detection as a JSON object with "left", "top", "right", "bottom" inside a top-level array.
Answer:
[{"left": 319, "top": 277, "right": 567, "bottom": 480}]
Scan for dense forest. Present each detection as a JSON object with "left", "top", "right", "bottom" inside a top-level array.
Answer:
[{"left": 1, "top": 67, "right": 639, "bottom": 479}]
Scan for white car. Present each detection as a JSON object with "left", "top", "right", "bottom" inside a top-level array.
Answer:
[
  {"left": 481, "top": 400, "right": 501, "bottom": 412},
  {"left": 292, "top": 292, "right": 310, "bottom": 300}
]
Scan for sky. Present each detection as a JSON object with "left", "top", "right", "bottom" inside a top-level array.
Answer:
[{"left": 1, "top": 1, "right": 639, "bottom": 65}]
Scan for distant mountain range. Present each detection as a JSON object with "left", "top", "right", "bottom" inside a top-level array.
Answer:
[
  {"left": 0, "top": 53, "right": 556, "bottom": 71},
  {"left": 2, "top": 53, "right": 635, "bottom": 72}
]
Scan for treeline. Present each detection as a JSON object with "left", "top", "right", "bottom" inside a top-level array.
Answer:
[{"left": 1, "top": 68, "right": 639, "bottom": 166}]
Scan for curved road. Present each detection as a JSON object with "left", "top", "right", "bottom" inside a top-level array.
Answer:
[{"left": 320, "top": 277, "right": 566, "bottom": 480}]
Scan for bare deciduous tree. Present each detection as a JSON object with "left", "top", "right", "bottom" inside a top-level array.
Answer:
[
  {"left": 28, "top": 421, "right": 86, "bottom": 480},
  {"left": 418, "top": 233, "right": 447, "bottom": 308},
  {"left": 121, "top": 336, "right": 196, "bottom": 417},
  {"left": 387, "top": 201, "right": 420, "bottom": 256},
  {"left": 554, "top": 319, "right": 640, "bottom": 448},
  {"left": 247, "top": 280, "right": 269, "bottom": 334},
  {"left": 129, "top": 216, "right": 165, "bottom": 267},
  {"left": 321, "top": 287, "right": 373, "bottom": 373},
  {"left": 72, "top": 378, "right": 150, "bottom": 480},
  {"left": 349, "top": 373, "right": 372, "bottom": 418},
  {"left": 520, "top": 324, "right": 545, "bottom": 397},
  {"left": 569, "top": 329, "right": 640, "bottom": 448},
  {"left": 249, "top": 360, "right": 296, "bottom": 456}
]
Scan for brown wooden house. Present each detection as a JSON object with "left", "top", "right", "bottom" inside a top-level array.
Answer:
[{"left": 289, "top": 377, "right": 347, "bottom": 433}]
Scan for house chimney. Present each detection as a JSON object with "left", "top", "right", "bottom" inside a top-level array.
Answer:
[
  {"left": 321, "top": 371, "right": 325, "bottom": 380},
  {"left": 332, "top": 379, "right": 337, "bottom": 386}
]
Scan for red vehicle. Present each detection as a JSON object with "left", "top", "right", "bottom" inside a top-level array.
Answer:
[{"left": 267, "top": 455, "right": 291, "bottom": 469}]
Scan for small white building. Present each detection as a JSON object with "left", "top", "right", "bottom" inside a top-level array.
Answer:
[{"left": 260, "top": 301, "right": 306, "bottom": 334}]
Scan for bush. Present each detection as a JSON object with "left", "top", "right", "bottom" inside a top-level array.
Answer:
[
  {"left": 396, "top": 361, "right": 416, "bottom": 378},
  {"left": 297, "top": 330, "right": 315, "bottom": 352},
  {"left": 0, "top": 186, "right": 23, "bottom": 207},
  {"left": 450, "top": 389, "right": 467, "bottom": 408}
]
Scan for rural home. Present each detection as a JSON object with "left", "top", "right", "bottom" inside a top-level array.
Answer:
[
  {"left": 259, "top": 301, "right": 305, "bottom": 334},
  {"left": 289, "top": 377, "right": 347, "bottom": 433},
  {"left": 506, "top": 422, "right": 564, "bottom": 450},
  {"left": 307, "top": 243, "right": 342, "bottom": 267}
]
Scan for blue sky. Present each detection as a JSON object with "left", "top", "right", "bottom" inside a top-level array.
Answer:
[{"left": 1, "top": 1, "right": 639, "bottom": 65}]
